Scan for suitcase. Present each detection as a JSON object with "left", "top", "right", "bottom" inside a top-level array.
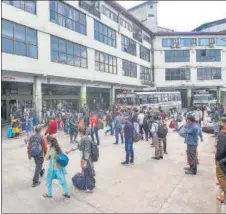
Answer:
[
  {"left": 72, "top": 172, "right": 95, "bottom": 190},
  {"left": 7, "top": 127, "right": 14, "bottom": 138}
]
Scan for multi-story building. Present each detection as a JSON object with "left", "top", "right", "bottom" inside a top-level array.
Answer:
[
  {"left": 1, "top": 0, "right": 226, "bottom": 120},
  {"left": 1, "top": 0, "right": 154, "bottom": 120},
  {"left": 153, "top": 32, "right": 226, "bottom": 107}
]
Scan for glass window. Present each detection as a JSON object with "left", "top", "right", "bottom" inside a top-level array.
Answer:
[
  {"left": 51, "top": 35, "right": 87, "bottom": 68},
  {"left": 94, "top": 20, "right": 116, "bottom": 48},
  {"left": 3, "top": 0, "right": 36, "bottom": 14},
  {"left": 2, "top": 20, "right": 13, "bottom": 38},
  {"left": 162, "top": 38, "right": 174, "bottom": 47},
  {"left": 165, "top": 68, "right": 191, "bottom": 81},
  {"left": 216, "top": 38, "right": 226, "bottom": 46},
  {"left": 120, "top": 18, "right": 132, "bottom": 32},
  {"left": 165, "top": 50, "right": 190, "bottom": 62},
  {"left": 121, "top": 35, "right": 136, "bottom": 56},
  {"left": 49, "top": 1, "right": 86, "bottom": 35},
  {"left": 95, "top": 50, "right": 117, "bottom": 74},
  {"left": 198, "top": 38, "right": 210, "bottom": 46},
  {"left": 102, "top": 5, "right": 118, "bottom": 23},
  {"left": 15, "top": 24, "right": 26, "bottom": 41},
  {"left": 140, "top": 45, "right": 150, "bottom": 62},
  {"left": 122, "top": 60, "right": 137, "bottom": 78},
  {"left": 2, "top": 37, "right": 14, "bottom": 53},
  {"left": 140, "top": 66, "right": 151, "bottom": 84},
  {"left": 196, "top": 49, "right": 221, "bottom": 62},
  {"left": 197, "top": 67, "right": 221, "bottom": 80},
  {"left": 26, "top": 28, "right": 37, "bottom": 45},
  {"left": 180, "top": 38, "right": 196, "bottom": 47},
  {"left": 1, "top": 19, "right": 38, "bottom": 58}
]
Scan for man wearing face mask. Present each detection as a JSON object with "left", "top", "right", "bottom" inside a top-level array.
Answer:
[{"left": 184, "top": 116, "right": 199, "bottom": 175}]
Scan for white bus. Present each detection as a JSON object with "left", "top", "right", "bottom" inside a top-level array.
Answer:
[
  {"left": 193, "top": 93, "right": 217, "bottom": 108},
  {"left": 116, "top": 91, "right": 182, "bottom": 112}
]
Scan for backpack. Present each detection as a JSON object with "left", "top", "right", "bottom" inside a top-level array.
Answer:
[
  {"left": 177, "top": 115, "right": 183, "bottom": 122},
  {"left": 96, "top": 118, "right": 104, "bottom": 130},
  {"left": 29, "top": 134, "right": 43, "bottom": 157},
  {"left": 56, "top": 152, "right": 69, "bottom": 167},
  {"left": 133, "top": 129, "right": 142, "bottom": 142},
  {"left": 89, "top": 139, "right": 99, "bottom": 162},
  {"left": 72, "top": 172, "right": 95, "bottom": 190},
  {"left": 156, "top": 122, "right": 168, "bottom": 138}
]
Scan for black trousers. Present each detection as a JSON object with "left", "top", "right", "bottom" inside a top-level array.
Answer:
[
  {"left": 33, "top": 156, "right": 44, "bottom": 183},
  {"left": 163, "top": 138, "right": 167, "bottom": 152},
  {"left": 187, "top": 145, "right": 197, "bottom": 174},
  {"left": 139, "top": 125, "right": 149, "bottom": 140}
]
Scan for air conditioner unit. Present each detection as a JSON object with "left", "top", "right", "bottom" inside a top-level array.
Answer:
[
  {"left": 209, "top": 43, "right": 214, "bottom": 48},
  {"left": 176, "top": 43, "right": 181, "bottom": 48},
  {"left": 170, "top": 44, "right": 176, "bottom": 48}
]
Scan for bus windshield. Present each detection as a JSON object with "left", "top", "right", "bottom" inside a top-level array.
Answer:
[
  {"left": 194, "top": 95, "right": 209, "bottom": 101},
  {"left": 116, "top": 97, "right": 136, "bottom": 105}
]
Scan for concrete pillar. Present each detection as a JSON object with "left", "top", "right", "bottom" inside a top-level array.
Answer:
[
  {"left": 80, "top": 85, "right": 87, "bottom": 108},
  {"left": 6, "top": 89, "right": 10, "bottom": 118},
  {"left": 49, "top": 90, "right": 53, "bottom": 109},
  {"left": 110, "top": 85, "right": 115, "bottom": 106},
  {"left": 33, "top": 76, "right": 42, "bottom": 121},
  {"left": 187, "top": 88, "right": 192, "bottom": 107}
]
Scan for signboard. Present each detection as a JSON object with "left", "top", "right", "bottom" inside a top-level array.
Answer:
[{"left": 2, "top": 76, "right": 16, "bottom": 81}]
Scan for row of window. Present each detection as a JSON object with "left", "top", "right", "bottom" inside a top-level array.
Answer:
[
  {"left": 95, "top": 51, "right": 117, "bottom": 74},
  {"left": 165, "top": 68, "right": 222, "bottom": 81},
  {"left": 162, "top": 38, "right": 226, "bottom": 47},
  {"left": 2, "top": 19, "right": 38, "bottom": 58},
  {"left": 3, "top": 0, "right": 36, "bottom": 14},
  {"left": 164, "top": 49, "right": 221, "bottom": 63},
  {"left": 50, "top": 1, "right": 86, "bottom": 35},
  {"left": 101, "top": 5, "right": 118, "bottom": 23},
  {"left": 120, "top": 18, "right": 133, "bottom": 32},
  {"left": 122, "top": 60, "right": 137, "bottom": 78},
  {"left": 140, "top": 66, "right": 151, "bottom": 81}
]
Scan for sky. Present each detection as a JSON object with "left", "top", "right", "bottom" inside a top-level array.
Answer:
[{"left": 117, "top": 1, "right": 226, "bottom": 31}]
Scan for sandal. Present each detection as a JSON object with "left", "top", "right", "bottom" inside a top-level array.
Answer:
[
  {"left": 217, "top": 195, "right": 225, "bottom": 203},
  {"left": 62, "top": 193, "right": 70, "bottom": 198},
  {"left": 43, "top": 193, "right": 52, "bottom": 198}
]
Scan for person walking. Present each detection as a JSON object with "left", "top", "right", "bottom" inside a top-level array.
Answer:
[
  {"left": 69, "top": 113, "right": 78, "bottom": 143},
  {"left": 151, "top": 115, "right": 163, "bottom": 160},
  {"left": 90, "top": 112, "right": 100, "bottom": 145},
  {"left": 212, "top": 107, "right": 220, "bottom": 137},
  {"left": 184, "top": 116, "right": 199, "bottom": 175},
  {"left": 27, "top": 126, "right": 48, "bottom": 187},
  {"left": 143, "top": 112, "right": 149, "bottom": 141},
  {"left": 138, "top": 110, "right": 145, "bottom": 140},
  {"left": 113, "top": 112, "right": 124, "bottom": 144},
  {"left": 121, "top": 117, "right": 134, "bottom": 165},
  {"left": 43, "top": 136, "right": 70, "bottom": 198},
  {"left": 45, "top": 116, "right": 58, "bottom": 138},
  {"left": 105, "top": 110, "right": 114, "bottom": 135}
]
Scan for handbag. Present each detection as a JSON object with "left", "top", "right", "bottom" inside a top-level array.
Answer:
[{"left": 133, "top": 128, "right": 142, "bottom": 143}]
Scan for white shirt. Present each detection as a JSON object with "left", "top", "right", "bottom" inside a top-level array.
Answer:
[{"left": 137, "top": 113, "right": 145, "bottom": 125}]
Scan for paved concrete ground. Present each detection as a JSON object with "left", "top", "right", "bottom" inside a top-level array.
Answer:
[{"left": 2, "top": 127, "right": 221, "bottom": 213}]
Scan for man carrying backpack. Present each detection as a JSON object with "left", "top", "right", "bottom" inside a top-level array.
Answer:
[
  {"left": 150, "top": 115, "right": 168, "bottom": 160},
  {"left": 27, "top": 126, "right": 48, "bottom": 187}
]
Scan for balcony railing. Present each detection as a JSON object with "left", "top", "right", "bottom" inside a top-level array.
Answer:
[{"left": 79, "top": 1, "right": 100, "bottom": 18}]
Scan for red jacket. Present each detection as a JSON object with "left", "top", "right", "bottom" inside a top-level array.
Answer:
[
  {"left": 45, "top": 120, "right": 58, "bottom": 135},
  {"left": 90, "top": 115, "right": 98, "bottom": 128}
]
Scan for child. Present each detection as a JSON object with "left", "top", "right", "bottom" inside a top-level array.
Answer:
[{"left": 43, "top": 136, "right": 70, "bottom": 198}]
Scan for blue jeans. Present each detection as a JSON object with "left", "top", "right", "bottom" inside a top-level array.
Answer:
[
  {"left": 91, "top": 127, "right": 100, "bottom": 145},
  {"left": 106, "top": 123, "right": 114, "bottom": 135},
  {"left": 125, "top": 138, "right": 134, "bottom": 163},
  {"left": 115, "top": 127, "right": 124, "bottom": 144},
  {"left": 213, "top": 121, "right": 219, "bottom": 137}
]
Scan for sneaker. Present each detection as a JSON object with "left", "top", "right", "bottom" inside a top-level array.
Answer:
[
  {"left": 184, "top": 167, "right": 191, "bottom": 170},
  {"left": 164, "top": 151, "right": 168, "bottom": 155},
  {"left": 185, "top": 170, "right": 196, "bottom": 175},
  {"left": 113, "top": 142, "right": 118, "bottom": 145},
  {"left": 32, "top": 181, "right": 41, "bottom": 187},
  {"left": 85, "top": 189, "right": 93, "bottom": 193},
  {"left": 121, "top": 161, "right": 129, "bottom": 165},
  {"left": 130, "top": 160, "right": 134, "bottom": 165},
  {"left": 152, "top": 157, "right": 160, "bottom": 160},
  {"left": 160, "top": 156, "right": 163, "bottom": 159}
]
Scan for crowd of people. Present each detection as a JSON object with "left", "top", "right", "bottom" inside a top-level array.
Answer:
[{"left": 5, "top": 102, "right": 226, "bottom": 203}]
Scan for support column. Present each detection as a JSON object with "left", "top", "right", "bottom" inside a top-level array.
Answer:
[
  {"left": 6, "top": 89, "right": 10, "bottom": 119},
  {"left": 187, "top": 88, "right": 192, "bottom": 108},
  {"left": 33, "top": 76, "right": 42, "bottom": 122},
  {"left": 110, "top": 85, "right": 115, "bottom": 106},
  {"left": 48, "top": 90, "right": 53, "bottom": 109},
  {"left": 80, "top": 85, "right": 87, "bottom": 109}
]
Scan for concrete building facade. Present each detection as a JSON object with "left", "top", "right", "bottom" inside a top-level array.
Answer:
[
  {"left": 1, "top": 0, "right": 154, "bottom": 120},
  {"left": 1, "top": 0, "right": 226, "bottom": 120}
]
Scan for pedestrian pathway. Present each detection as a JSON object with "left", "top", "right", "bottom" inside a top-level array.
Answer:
[{"left": 2, "top": 128, "right": 218, "bottom": 213}]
